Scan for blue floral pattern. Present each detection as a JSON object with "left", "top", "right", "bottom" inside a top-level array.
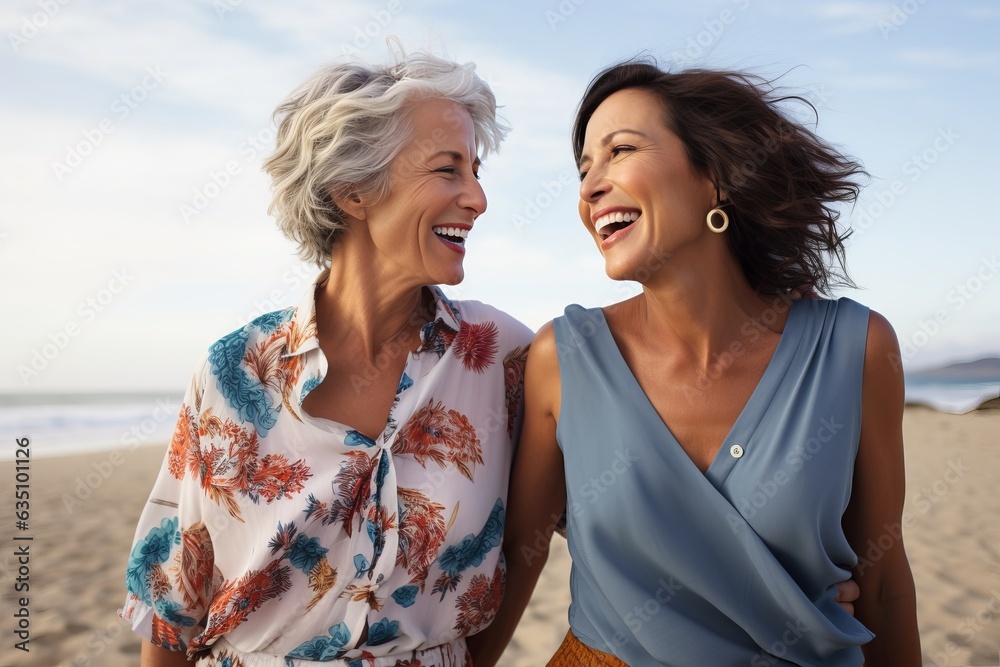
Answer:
[
  {"left": 391, "top": 585, "right": 419, "bottom": 608},
  {"left": 345, "top": 430, "right": 376, "bottom": 447},
  {"left": 207, "top": 308, "right": 294, "bottom": 436},
  {"left": 126, "top": 517, "right": 179, "bottom": 603},
  {"left": 287, "top": 534, "right": 329, "bottom": 574},
  {"left": 287, "top": 622, "right": 351, "bottom": 660},
  {"left": 300, "top": 372, "right": 323, "bottom": 401},
  {"left": 119, "top": 274, "right": 533, "bottom": 664},
  {"left": 366, "top": 618, "right": 400, "bottom": 646},
  {"left": 433, "top": 499, "right": 505, "bottom": 598}
]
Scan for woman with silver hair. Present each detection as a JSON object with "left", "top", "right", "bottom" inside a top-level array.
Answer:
[{"left": 121, "top": 51, "right": 532, "bottom": 667}]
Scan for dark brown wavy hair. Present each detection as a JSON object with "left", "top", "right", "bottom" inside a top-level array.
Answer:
[{"left": 572, "top": 59, "right": 867, "bottom": 295}]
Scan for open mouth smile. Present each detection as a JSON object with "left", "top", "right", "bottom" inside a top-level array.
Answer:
[
  {"left": 432, "top": 226, "right": 469, "bottom": 250},
  {"left": 594, "top": 210, "right": 640, "bottom": 240}
]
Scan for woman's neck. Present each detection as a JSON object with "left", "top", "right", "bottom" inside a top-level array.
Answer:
[
  {"left": 624, "top": 250, "right": 791, "bottom": 371},
  {"left": 314, "top": 241, "right": 432, "bottom": 363}
]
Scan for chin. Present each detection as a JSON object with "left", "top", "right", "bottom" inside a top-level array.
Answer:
[
  {"left": 602, "top": 243, "right": 669, "bottom": 284},
  {"left": 602, "top": 258, "right": 641, "bottom": 283},
  {"left": 435, "top": 269, "right": 465, "bottom": 286}
]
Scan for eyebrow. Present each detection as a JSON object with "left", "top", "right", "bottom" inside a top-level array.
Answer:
[
  {"left": 579, "top": 129, "right": 648, "bottom": 165},
  {"left": 429, "top": 150, "right": 481, "bottom": 168}
]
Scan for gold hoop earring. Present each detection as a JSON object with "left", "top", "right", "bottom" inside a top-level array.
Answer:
[{"left": 706, "top": 207, "right": 729, "bottom": 233}]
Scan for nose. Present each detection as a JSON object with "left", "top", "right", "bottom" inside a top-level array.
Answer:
[
  {"left": 579, "top": 164, "right": 608, "bottom": 204},
  {"left": 461, "top": 173, "right": 488, "bottom": 218}
]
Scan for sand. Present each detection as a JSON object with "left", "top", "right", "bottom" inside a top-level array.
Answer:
[{"left": 0, "top": 406, "right": 997, "bottom": 667}]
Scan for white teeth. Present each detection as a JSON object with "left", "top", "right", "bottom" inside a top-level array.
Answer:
[
  {"left": 432, "top": 226, "right": 470, "bottom": 240},
  {"left": 594, "top": 211, "right": 640, "bottom": 235}
]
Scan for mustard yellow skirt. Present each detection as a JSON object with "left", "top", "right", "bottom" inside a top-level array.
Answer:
[{"left": 546, "top": 630, "right": 629, "bottom": 666}]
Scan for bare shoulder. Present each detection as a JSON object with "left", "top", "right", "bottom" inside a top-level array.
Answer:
[
  {"left": 524, "top": 321, "right": 562, "bottom": 420},
  {"left": 863, "top": 310, "right": 903, "bottom": 381},
  {"left": 865, "top": 310, "right": 900, "bottom": 356},
  {"left": 861, "top": 309, "right": 904, "bottom": 416},
  {"left": 528, "top": 320, "right": 558, "bottom": 364},
  {"left": 526, "top": 321, "right": 561, "bottom": 384}
]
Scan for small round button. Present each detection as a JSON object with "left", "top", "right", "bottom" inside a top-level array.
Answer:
[{"left": 730, "top": 444, "right": 744, "bottom": 459}]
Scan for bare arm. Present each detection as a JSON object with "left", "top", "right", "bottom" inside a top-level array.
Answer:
[
  {"left": 140, "top": 641, "right": 196, "bottom": 666},
  {"left": 468, "top": 323, "right": 567, "bottom": 666},
  {"left": 843, "top": 312, "right": 921, "bottom": 665}
]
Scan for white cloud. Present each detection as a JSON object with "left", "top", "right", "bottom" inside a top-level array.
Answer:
[
  {"left": 812, "top": 1, "right": 887, "bottom": 20},
  {"left": 2, "top": 1, "right": 998, "bottom": 391},
  {"left": 0, "top": 4, "right": 593, "bottom": 390},
  {"left": 5, "top": 2, "right": 310, "bottom": 120},
  {"left": 893, "top": 48, "right": 1000, "bottom": 69},
  {"left": 805, "top": 0, "right": 891, "bottom": 35}
]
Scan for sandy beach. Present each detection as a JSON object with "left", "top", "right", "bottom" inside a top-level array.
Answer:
[{"left": 1, "top": 406, "right": 997, "bottom": 667}]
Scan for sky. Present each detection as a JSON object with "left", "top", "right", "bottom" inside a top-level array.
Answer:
[{"left": 1, "top": 0, "right": 997, "bottom": 393}]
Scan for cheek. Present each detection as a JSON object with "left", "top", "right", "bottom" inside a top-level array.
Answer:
[{"left": 577, "top": 200, "right": 593, "bottom": 235}]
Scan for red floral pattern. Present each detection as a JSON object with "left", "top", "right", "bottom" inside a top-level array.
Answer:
[
  {"left": 120, "top": 277, "right": 533, "bottom": 664},
  {"left": 452, "top": 321, "right": 499, "bottom": 373},
  {"left": 392, "top": 399, "right": 483, "bottom": 481},
  {"left": 453, "top": 568, "right": 506, "bottom": 635}
]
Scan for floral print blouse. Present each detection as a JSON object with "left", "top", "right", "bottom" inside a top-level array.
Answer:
[{"left": 119, "top": 272, "right": 532, "bottom": 666}]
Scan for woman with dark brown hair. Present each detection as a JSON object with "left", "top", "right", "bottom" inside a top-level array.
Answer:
[{"left": 472, "top": 61, "right": 920, "bottom": 665}]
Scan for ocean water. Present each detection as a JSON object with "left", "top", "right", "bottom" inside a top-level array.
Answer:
[
  {"left": 0, "top": 393, "right": 182, "bottom": 461},
  {"left": 1, "top": 376, "right": 997, "bottom": 461},
  {"left": 903, "top": 376, "right": 1000, "bottom": 414}
]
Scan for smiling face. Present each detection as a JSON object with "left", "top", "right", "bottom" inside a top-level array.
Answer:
[
  {"left": 357, "top": 97, "right": 487, "bottom": 286},
  {"left": 576, "top": 87, "right": 719, "bottom": 283}
]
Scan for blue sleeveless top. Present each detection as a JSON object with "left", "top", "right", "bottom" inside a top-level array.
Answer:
[{"left": 553, "top": 297, "right": 875, "bottom": 666}]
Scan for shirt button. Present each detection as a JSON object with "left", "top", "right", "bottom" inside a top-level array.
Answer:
[{"left": 730, "top": 444, "right": 744, "bottom": 459}]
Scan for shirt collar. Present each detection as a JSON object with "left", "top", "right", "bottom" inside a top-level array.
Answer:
[
  {"left": 282, "top": 270, "right": 323, "bottom": 358},
  {"left": 424, "top": 285, "right": 462, "bottom": 338},
  {"left": 283, "top": 270, "right": 462, "bottom": 358}
]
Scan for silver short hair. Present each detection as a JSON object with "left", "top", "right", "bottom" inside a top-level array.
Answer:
[{"left": 263, "top": 51, "right": 509, "bottom": 267}]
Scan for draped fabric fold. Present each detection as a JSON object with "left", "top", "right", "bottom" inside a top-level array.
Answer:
[{"left": 554, "top": 298, "right": 874, "bottom": 666}]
